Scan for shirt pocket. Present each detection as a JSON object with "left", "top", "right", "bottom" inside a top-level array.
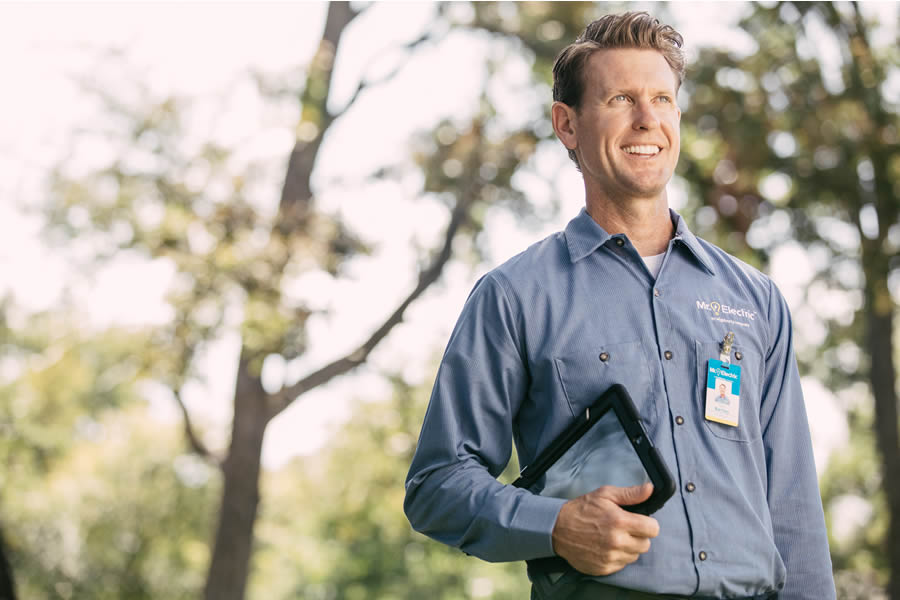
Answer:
[
  {"left": 554, "top": 340, "right": 656, "bottom": 432},
  {"left": 694, "top": 340, "right": 762, "bottom": 443}
]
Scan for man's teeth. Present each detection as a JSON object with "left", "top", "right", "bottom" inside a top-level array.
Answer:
[{"left": 623, "top": 145, "right": 660, "bottom": 155}]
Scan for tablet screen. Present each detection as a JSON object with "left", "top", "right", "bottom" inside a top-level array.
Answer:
[{"left": 525, "top": 407, "right": 650, "bottom": 499}]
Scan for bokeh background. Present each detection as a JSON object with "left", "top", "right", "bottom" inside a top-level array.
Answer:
[{"left": 1, "top": 1, "right": 898, "bottom": 599}]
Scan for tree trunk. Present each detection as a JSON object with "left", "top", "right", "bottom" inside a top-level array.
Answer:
[
  {"left": 196, "top": 3, "right": 472, "bottom": 597},
  {"left": 203, "top": 352, "right": 271, "bottom": 600},
  {"left": 0, "top": 527, "right": 15, "bottom": 600},
  {"left": 201, "top": 6, "right": 359, "bottom": 598},
  {"left": 862, "top": 248, "right": 900, "bottom": 599}
]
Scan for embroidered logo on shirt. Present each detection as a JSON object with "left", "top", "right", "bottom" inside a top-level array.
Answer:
[{"left": 696, "top": 300, "right": 756, "bottom": 327}]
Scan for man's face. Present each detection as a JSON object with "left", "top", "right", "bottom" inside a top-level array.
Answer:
[{"left": 561, "top": 48, "right": 681, "bottom": 203}]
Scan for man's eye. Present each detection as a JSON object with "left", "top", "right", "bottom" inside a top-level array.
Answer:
[
  {"left": 658, "top": 96, "right": 672, "bottom": 103},
  {"left": 613, "top": 94, "right": 628, "bottom": 102}
]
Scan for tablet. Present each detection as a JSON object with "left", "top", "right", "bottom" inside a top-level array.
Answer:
[
  {"left": 513, "top": 383, "right": 674, "bottom": 512},
  {"left": 513, "top": 384, "right": 675, "bottom": 577}
]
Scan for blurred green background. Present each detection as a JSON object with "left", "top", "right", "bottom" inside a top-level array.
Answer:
[{"left": 0, "top": 2, "right": 898, "bottom": 599}]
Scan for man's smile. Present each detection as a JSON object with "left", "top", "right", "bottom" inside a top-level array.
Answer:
[{"left": 622, "top": 144, "right": 662, "bottom": 156}]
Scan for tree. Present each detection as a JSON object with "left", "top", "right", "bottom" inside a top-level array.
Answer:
[
  {"left": 0, "top": 306, "right": 215, "bottom": 598},
  {"left": 33, "top": 1, "right": 896, "bottom": 595},
  {"left": 247, "top": 373, "right": 531, "bottom": 599},
  {"left": 673, "top": 1, "right": 899, "bottom": 594},
  {"left": 0, "top": 530, "right": 15, "bottom": 600},
  {"left": 41, "top": 3, "right": 548, "bottom": 598},
  {"left": 0, "top": 303, "right": 18, "bottom": 600}
]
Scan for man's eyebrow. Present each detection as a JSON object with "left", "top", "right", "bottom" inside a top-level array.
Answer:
[{"left": 600, "top": 86, "right": 677, "bottom": 96}]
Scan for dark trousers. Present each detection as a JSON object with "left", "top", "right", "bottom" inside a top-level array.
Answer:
[{"left": 531, "top": 577, "right": 778, "bottom": 600}]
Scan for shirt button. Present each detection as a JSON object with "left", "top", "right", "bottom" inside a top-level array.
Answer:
[
  {"left": 664, "top": 350, "right": 673, "bottom": 360},
  {"left": 686, "top": 482, "right": 696, "bottom": 492},
  {"left": 599, "top": 352, "right": 610, "bottom": 362},
  {"left": 735, "top": 351, "right": 743, "bottom": 361},
  {"left": 653, "top": 288, "right": 661, "bottom": 297},
  {"left": 675, "top": 416, "right": 684, "bottom": 425},
  {"left": 699, "top": 551, "right": 708, "bottom": 561},
  {"left": 615, "top": 238, "right": 625, "bottom": 247}
]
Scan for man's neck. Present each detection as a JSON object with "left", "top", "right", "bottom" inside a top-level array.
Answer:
[{"left": 585, "top": 194, "right": 674, "bottom": 257}]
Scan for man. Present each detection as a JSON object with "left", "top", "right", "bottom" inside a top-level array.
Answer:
[{"left": 405, "top": 12, "right": 834, "bottom": 600}]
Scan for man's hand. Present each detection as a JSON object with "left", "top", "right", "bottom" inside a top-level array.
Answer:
[{"left": 551, "top": 482, "right": 659, "bottom": 576}]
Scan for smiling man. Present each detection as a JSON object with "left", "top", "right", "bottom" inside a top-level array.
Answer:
[{"left": 405, "top": 12, "right": 835, "bottom": 600}]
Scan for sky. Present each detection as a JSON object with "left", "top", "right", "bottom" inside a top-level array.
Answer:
[{"left": 2, "top": 2, "right": 891, "bottom": 508}]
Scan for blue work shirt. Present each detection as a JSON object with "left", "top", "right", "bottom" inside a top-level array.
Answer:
[{"left": 404, "top": 208, "right": 835, "bottom": 599}]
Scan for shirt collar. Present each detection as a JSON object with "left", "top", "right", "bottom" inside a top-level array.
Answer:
[
  {"left": 564, "top": 208, "right": 613, "bottom": 262},
  {"left": 670, "top": 209, "right": 717, "bottom": 276},
  {"left": 564, "top": 207, "right": 717, "bottom": 276}
]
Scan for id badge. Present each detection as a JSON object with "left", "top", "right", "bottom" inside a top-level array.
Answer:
[{"left": 705, "top": 359, "right": 741, "bottom": 427}]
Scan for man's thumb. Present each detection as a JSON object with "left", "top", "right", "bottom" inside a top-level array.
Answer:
[{"left": 604, "top": 482, "right": 654, "bottom": 506}]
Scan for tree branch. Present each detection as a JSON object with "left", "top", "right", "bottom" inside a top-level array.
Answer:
[
  {"left": 268, "top": 193, "right": 473, "bottom": 418},
  {"left": 174, "top": 387, "right": 220, "bottom": 466},
  {"left": 327, "top": 30, "right": 433, "bottom": 123},
  {"left": 279, "top": 1, "right": 360, "bottom": 217}
]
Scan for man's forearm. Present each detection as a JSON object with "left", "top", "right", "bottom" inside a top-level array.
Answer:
[{"left": 405, "top": 459, "right": 565, "bottom": 562}]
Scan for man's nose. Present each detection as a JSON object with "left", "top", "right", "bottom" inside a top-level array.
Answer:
[{"left": 632, "top": 100, "right": 660, "bottom": 131}]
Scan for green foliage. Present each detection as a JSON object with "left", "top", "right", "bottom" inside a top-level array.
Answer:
[
  {"left": 8, "top": 2, "right": 898, "bottom": 597},
  {"left": 0, "top": 311, "right": 148, "bottom": 476},
  {"left": 821, "top": 405, "right": 887, "bottom": 573},
  {"left": 8, "top": 409, "right": 217, "bottom": 600},
  {"left": 0, "top": 310, "right": 218, "bottom": 599},
  {"left": 679, "top": 1, "right": 897, "bottom": 303},
  {"left": 250, "top": 375, "right": 531, "bottom": 600}
]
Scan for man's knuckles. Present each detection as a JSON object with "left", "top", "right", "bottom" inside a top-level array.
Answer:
[
  {"left": 607, "top": 531, "right": 630, "bottom": 550},
  {"left": 581, "top": 552, "right": 640, "bottom": 577}
]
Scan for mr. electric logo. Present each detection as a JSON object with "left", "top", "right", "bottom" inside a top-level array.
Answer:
[{"left": 696, "top": 300, "right": 757, "bottom": 327}]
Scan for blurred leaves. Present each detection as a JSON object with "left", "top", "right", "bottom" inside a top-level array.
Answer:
[
  {"left": 4, "top": 1, "right": 900, "bottom": 597},
  {"left": 250, "top": 375, "right": 529, "bottom": 600},
  {"left": 0, "top": 310, "right": 216, "bottom": 599}
]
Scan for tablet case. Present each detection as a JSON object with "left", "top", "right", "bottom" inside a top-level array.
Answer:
[{"left": 513, "top": 383, "right": 675, "bottom": 576}]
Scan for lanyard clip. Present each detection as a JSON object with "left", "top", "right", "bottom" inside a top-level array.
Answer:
[{"left": 720, "top": 331, "right": 735, "bottom": 363}]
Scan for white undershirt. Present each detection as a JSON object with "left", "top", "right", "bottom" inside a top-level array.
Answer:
[{"left": 641, "top": 252, "right": 665, "bottom": 279}]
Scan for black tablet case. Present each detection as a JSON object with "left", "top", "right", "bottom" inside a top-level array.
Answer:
[{"left": 513, "top": 384, "right": 675, "bottom": 575}]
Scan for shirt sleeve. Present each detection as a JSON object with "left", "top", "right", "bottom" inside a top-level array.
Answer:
[
  {"left": 404, "top": 272, "right": 566, "bottom": 562},
  {"left": 759, "top": 279, "right": 836, "bottom": 599}
]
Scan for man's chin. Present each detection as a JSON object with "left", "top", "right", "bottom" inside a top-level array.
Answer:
[{"left": 618, "top": 180, "right": 671, "bottom": 202}]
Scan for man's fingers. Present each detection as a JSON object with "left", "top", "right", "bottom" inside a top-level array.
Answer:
[
  {"left": 628, "top": 512, "right": 660, "bottom": 539},
  {"left": 596, "top": 482, "right": 654, "bottom": 506},
  {"left": 590, "top": 484, "right": 660, "bottom": 538},
  {"left": 582, "top": 549, "right": 643, "bottom": 577},
  {"left": 552, "top": 485, "right": 660, "bottom": 576},
  {"left": 613, "top": 531, "right": 653, "bottom": 555}
]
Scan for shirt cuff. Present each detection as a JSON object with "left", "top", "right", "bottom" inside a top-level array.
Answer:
[{"left": 509, "top": 492, "right": 568, "bottom": 559}]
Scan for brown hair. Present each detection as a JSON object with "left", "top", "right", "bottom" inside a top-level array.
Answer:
[{"left": 552, "top": 12, "right": 685, "bottom": 166}]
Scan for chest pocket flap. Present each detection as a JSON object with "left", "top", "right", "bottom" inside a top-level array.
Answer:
[{"left": 554, "top": 340, "right": 656, "bottom": 432}]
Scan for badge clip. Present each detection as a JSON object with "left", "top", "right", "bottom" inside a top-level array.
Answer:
[{"left": 719, "top": 331, "right": 735, "bottom": 364}]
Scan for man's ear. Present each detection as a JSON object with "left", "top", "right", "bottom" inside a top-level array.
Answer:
[{"left": 551, "top": 101, "right": 578, "bottom": 151}]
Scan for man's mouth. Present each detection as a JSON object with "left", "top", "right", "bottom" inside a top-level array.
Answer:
[{"left": 622, "top": 145, "right": 661, "bottom": 156}]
